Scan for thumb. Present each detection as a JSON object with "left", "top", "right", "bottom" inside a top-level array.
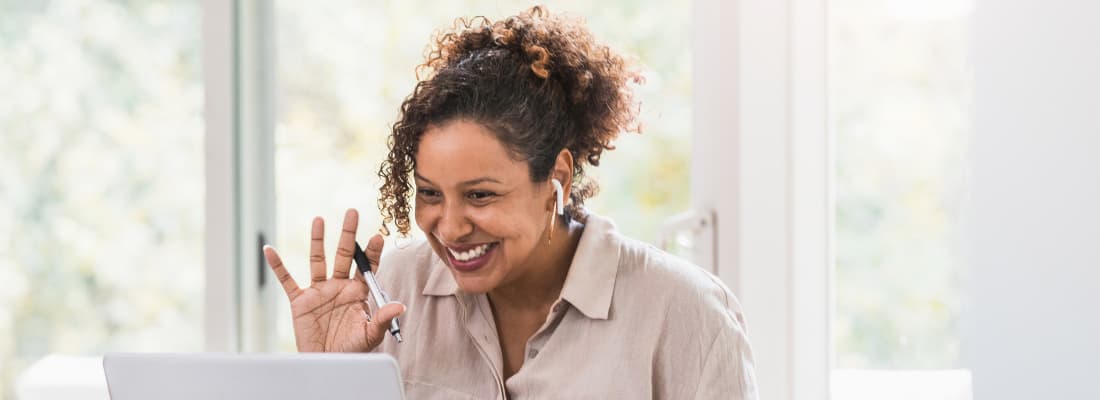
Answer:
[{"left": 366, "top": 301, "right": 406, "bottom": 344}]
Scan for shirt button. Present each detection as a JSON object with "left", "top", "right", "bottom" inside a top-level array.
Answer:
[{"left": 529, "top": 349, "right": 539, "bottom": 359}]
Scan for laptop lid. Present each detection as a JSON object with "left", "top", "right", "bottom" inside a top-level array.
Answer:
[{"left": 103, "top": 353, "right": 404, "bottom": 400}]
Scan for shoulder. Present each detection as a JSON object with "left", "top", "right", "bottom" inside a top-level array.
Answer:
[
  {"left": 375, "top": 237, "right": 437, "bottom": 299},
  {"left": 378, "top": 236, "right": 434, "bottom": 269},
  {"left": 606, "top": 230, "right": 757, "bottom": 394},
  {"left": 608, "top": 229, "right": 746, "bottom": 330}
]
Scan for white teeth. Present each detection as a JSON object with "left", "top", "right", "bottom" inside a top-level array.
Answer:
[{"left": 447, "top": 243, "right": 493, "bottom": 262}]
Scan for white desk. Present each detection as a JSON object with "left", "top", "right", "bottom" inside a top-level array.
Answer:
[{"left": 16, "top": 355, "right": 109, "bottom": 400}]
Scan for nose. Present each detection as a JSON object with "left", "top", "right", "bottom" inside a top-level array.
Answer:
[{"left": 436, "top": 199, "right": 473, "bottom": 243}]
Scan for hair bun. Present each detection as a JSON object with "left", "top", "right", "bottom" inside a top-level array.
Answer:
[
  {"left": 422, "top": 6, "right": 640, "bottom": 118},
  {"left": 525, "top": 44, "right": 551, "bottom": 79}
]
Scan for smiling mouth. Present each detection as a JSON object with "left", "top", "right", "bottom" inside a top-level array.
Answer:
[{"left": 445, "top": 242, "right": 499, "bottom": 262}]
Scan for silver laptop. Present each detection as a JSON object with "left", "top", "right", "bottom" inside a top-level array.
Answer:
[{"left": 103, "top": 353, "right": 405, "bottom": 400}]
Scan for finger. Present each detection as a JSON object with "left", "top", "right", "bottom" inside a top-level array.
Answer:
[
  {"left": 333, "top": 208, "right": 359, "bottom": 280},
  {"left": 365, "top": 234, "right": 386, "bottom": 275},
  {"left": 352, "top": 265, "right": 366, "bottom": 283},
  {"left": 264, "top": 245, "right": 302, "bottom": 301},
  {"left": 365, "top": 301, "right": 406, "bottom": 345},
  {"left": 309, "top": 217, "right": 327, "bottom": 283}
]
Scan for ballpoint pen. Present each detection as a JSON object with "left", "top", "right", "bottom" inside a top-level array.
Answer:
[{"left": 353, "top": 241, "right": 403, "bottom": 343}]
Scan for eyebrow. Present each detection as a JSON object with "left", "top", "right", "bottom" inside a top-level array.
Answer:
[{"left": 414, "top": 173, "right": 503, "bottom": 186}]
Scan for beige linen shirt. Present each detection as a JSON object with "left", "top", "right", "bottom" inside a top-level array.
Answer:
[{"left": 375, "top": 213, "right": 758, "bottom": 399}]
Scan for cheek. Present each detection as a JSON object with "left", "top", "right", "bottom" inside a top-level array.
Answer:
[
  {"left": 492, "top": 210, "right": 544, "bottom": 273},
  {"left": 468, "top": 201, "right": 541, "bottom": 238},
  {"left": 414, "top": 203, "right": 439, "bottom": 233}
]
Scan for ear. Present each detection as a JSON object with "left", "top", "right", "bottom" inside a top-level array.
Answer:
[{"left": 549, "top": 149, "right": 574, "bottom": 207}]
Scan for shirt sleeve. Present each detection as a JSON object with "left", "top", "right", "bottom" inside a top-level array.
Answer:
[{"left": 692, "top": 321, "right": 760, "bottom": 400}]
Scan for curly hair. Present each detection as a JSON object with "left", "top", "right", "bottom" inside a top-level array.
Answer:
[{"left": 377, "top": 5, "right": 642, "bottom": 235}]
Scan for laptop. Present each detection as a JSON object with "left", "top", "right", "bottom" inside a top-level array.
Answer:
[{"left": 103, "top": 353, "right": 405, "bottom": 400}]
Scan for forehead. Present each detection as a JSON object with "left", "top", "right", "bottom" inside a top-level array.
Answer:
[{"left": 414, "top": 120, "right": 529, "bottom": 184}]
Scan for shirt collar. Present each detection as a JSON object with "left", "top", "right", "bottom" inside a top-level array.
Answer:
[
  {"left": 421, "top": 213, "right": 621, "bottom": 320},
  {"left": 422, "top": 254, "right": 459, "bottom": 296}
]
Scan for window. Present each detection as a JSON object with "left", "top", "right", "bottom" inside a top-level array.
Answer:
[
  {"left": 0, "top": 0, "right": 203, "bottom": 397},
  {"left": 830, "top": 0, "right": 973, "bottom": 397},
  {"left": 272, "top": 1, "right": 691, "bottom": 351}
]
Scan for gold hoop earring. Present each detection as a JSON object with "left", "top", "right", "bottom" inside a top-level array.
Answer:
[{"left": 548, "top": 210, "right": 556, "bottom": 245}]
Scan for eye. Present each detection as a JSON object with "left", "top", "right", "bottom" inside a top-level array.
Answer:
[
  {"left": 467, "top": 191, "right": 497, "bottom": 201},
  {"left": 416, "top": 188, "right": 442, "bottom": 200}
]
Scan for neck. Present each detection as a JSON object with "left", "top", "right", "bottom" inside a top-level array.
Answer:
[{"left": 488, "top": 219, "right": 583, "bottom": 311}]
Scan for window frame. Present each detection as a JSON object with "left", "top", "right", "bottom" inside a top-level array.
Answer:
[
  {"left": 202, "top": 0, "right": 278, "bottom": 353},
  {"left": 202, "top": 0, "right": 239, "bottom": 353},
  {"left": 693, "top": 0, "right": 830, "bottom": 398}
]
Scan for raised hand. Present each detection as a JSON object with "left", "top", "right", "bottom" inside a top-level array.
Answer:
[{"left": 263, "top": 208, "right": 404, "bottom": 353}]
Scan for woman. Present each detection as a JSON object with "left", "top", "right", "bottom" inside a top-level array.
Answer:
[{"left": 263, "top": 6, "right": 758, "bottom": 399}]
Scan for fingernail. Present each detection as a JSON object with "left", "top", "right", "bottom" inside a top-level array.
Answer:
[{"left": 387, "top": 301, "right": 406, "bottom": 313}]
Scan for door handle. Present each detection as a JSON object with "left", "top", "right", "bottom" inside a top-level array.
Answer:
[{"left": 658, "top": 209, "right": 716, "bottom": 273}]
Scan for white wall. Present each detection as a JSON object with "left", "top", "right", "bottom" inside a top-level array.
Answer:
[{"left": 967, "top": 0, "right": 1100, "bottom": 398}]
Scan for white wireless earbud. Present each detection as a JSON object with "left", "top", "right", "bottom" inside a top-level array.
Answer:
[{"left": 551, "top": 179, "right": 564, "bottom": 215}]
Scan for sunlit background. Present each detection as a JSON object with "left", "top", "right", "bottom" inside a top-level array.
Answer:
[
  {"left": 0, "top": 2, "right": 204, "bottom": 399},
  {"left": 832, "top": 0, "right": 971, "bottom": 370}
]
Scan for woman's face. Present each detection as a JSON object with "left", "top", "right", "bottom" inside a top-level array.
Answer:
[{"left": 414, "top": 119, "right": 554, "bottom": 294}]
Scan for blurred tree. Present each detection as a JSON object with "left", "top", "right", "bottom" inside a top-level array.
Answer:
[
  {"left": 831, "top": 0, "right": 970, "bottom": 368},
  {"left": 0, "top": 1, "right": 204, "bottom": 397}
]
